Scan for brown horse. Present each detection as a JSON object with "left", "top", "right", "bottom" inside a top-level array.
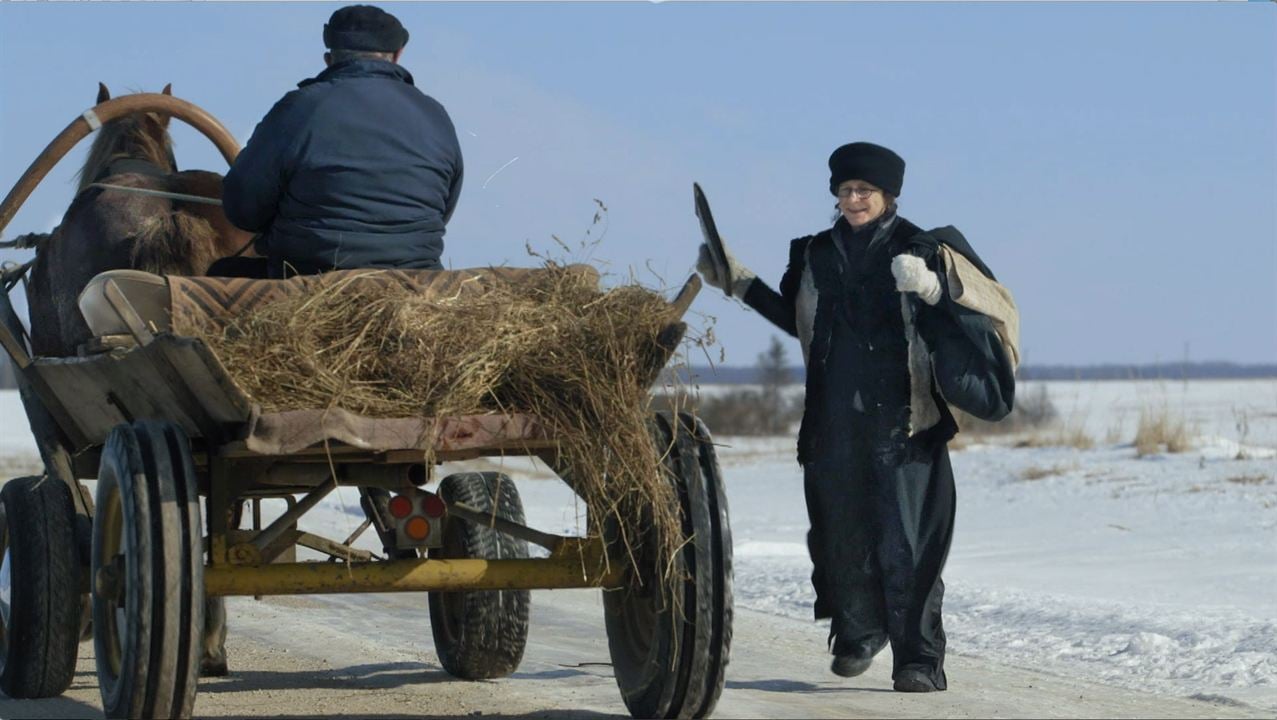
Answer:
[
  {"left": 23, "top": 83, "right": 250, "bottom": 676},
  {"left": 26, "top": 83, "right": 252, "bottom": 358}
]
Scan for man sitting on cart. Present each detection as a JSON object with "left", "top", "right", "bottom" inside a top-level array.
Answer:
[
  {"left": 217, "top": 5, "right": 465, "bottom": 560},
  {"left": 217, "top": 4, "right": 464, "bottom": 279}
]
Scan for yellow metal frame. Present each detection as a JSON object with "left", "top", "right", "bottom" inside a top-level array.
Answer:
[{"left": 203, "top": 537, "right": 621, "bottom": 597}]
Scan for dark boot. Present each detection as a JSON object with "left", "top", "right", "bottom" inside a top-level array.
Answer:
[
  {"left": 830, "top": 635, "right": 883, "bottom": 679},
  {"left": 831, "top": 654, "right": 873, "bottom": 678},
  {"left": 893, "top": 664, "right": 943, "bottom": 693}
]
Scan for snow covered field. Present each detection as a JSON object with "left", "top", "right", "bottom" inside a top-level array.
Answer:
[{"left": 1, "top": 378, "right": 1274, "bottom": 713}]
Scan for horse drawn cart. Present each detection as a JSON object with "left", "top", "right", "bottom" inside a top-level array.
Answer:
[{"left": 0, "top": 94, "right": 732, "bottom": 719}]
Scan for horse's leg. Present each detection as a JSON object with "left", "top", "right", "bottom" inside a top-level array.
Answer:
[
  {"left": 200, "top": 498, "right": 244, "bottom": 677},
  {"left": 33, "top": 216, "right": 98, "bottom": 356},
  {"left": 201, "top": 597, "right": 229, "bottom": 677},
  {"left": 13, "top": 345, "right": 96, "bottom": 640},
  {"left": 25, "top": 249, "right": 65, "bottom": 358}
]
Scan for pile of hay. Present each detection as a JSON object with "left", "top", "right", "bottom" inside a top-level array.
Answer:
[{"left": 190, "top": 265, "right": 684, "bottom": 593}]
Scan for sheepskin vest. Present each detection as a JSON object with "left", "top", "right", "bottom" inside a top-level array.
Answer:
[{"left": 794, "top": 215, "right": 945, "bottom": 446}]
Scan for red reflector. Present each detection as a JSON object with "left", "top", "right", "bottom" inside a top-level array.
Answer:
[
  {"left": 388, "top": 495, "right": 413, "bottom": 519},
  {"left": 422, "top": 493, "right": 445, "bottom": 518}
]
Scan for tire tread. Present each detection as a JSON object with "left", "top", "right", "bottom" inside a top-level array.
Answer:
[
  {"left": 429, "top": 472, "right": 530, "bottom": 680},
  {"left": 93, "top": 421, "right": 203, "bottom": 719},
  {"left": 604, "top": 412, "right": 732, "bottom": 719},
  {"left": 0, "top": 476, "right": 80, "bottom": 699}
]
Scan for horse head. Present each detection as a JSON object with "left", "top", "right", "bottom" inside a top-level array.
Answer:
[
  {"left": 28, "top": 84, "right": 254, "bottom": 359},
  {"left": 77, "top": 83, "right": 179, "bottom": 192}
]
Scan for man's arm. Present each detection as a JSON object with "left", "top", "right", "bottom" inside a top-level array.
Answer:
[
  {"left": 222, "top": 94, "right": 305, "bottom": 233},
  {"left": 442, "top": 150, "right": 463, "bottom": 226}
]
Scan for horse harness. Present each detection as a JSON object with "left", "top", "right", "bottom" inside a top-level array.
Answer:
[
  {"left": 86, "top": 158, "right": 223, "bottom": 207},
  {"left": 86, "top": 160, "right": 258, "bottom": 258}
]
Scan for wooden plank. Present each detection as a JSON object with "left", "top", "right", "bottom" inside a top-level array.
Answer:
[
  {"left": 0, "top": 288, "right": 91, "bottom": 448},
  {"left": 669, "top": 273, "right": 701, "bottom": 320},
  {"left": 30, "top": 335, "right": 253, "bottom": 448},
  {"left": 36, "top": 354, "right": 197, "bottom": 444},
  {"left": 161, "top": 338, "right": 254, "bottom": 422}
]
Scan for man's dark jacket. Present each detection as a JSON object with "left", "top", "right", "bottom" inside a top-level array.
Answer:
[{"left": 223, "top": 59, "right": 463, "bottom": 273}]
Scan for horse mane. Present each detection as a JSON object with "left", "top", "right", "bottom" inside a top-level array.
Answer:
[{"left": 75, "top": 111, "right": 177, "bottom": 192}]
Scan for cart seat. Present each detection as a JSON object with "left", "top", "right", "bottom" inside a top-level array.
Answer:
[{"left": 78, "top": 269, "right": 172, "bottom": 338}]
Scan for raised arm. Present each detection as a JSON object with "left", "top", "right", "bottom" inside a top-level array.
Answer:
[{"left": 697, "top": 235, "right": 808, "bottom": 338}]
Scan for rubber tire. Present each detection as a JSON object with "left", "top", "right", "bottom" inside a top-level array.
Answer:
[
  {"left": 428, "top": 472, "right": 530, "bottom": 680},
  {"left": 92, "top": 420, "right": 204, "bottom": 719},
  {"left": 604, "top": 412, "right": 733, "bottom": 719},
  {"left": 0, "top": 476, "right": 80, "bottom": 698}
]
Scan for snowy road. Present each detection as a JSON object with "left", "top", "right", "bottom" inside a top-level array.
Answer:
[
  {"left": 1, "top": 380, "right": 1274, "bottom": 718},
  {"left": 0, "top": 589, "right": 1263, "bottom": 720}
]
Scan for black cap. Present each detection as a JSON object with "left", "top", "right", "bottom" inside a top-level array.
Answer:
[
  {"left": 828, "top": 142, "right": 905, "bottom": 197},
  {"left": 323, "top": 5, "right": 409, "bottom": 53}
]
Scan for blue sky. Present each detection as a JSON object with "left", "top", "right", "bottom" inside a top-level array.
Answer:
[{"left": 2, "top": 2, "right": 1274, "bottom": 366}]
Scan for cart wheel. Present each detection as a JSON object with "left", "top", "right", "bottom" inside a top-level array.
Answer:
[
  {"left": 92, "top": 421, "right": 204, "bottom": 719},
  {"left": 0, "top": 476, "right": 81, "bottom": 698},
  {"left": 605, "top": 412, "right": 733, "bottom": 719},
  {"left": 428, "top": 472, "right": 529, "bottom": 680}
]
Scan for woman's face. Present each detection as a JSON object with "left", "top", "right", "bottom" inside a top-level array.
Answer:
[{"left": 836, "top": 180, "right": 887, "bottom": 228}]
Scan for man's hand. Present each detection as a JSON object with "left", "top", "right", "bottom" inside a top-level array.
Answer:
[
  {"left": 891, "top": 254, "right": 942, "bottom": 305},
  {"left": 696, "top": 241, "right": 756, "bottom": 299}
]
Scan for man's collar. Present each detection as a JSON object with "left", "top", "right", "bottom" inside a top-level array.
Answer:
[{"left": 300, "top": 59, "right": 415, "bottom": 88}]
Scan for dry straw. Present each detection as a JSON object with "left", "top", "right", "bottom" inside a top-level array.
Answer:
[{"left": 191, "top": 264, "right": 687, "bottom": 599}]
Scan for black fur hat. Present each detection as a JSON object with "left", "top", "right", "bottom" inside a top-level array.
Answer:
[
  {"left": 324, "top": 5, "right": 409, "bottom": 53},
  {"left": 828, "top": 142, "right": 905, "bottom": 197}
]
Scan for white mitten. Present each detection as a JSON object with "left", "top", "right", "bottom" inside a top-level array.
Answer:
[
  {"left": 696, "top": 241, "right": 756, "bottom": 299},
  {"left": 891, "top": 254, "right": 942, "bottom": 305}
]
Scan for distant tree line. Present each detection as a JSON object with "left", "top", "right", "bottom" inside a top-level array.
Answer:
[
  {"left": 654, "top": 336, "right": 803, "bottom": 436},
  {"left": 665, "top": 360, "right": 1277, "bottom": 385}
]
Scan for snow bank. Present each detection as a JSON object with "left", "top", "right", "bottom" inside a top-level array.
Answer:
[{"left": 716, "top": 379, "right": 1277, "bottom": 712}]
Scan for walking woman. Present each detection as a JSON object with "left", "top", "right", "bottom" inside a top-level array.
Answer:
[{"left": 696, "top": 142, "right": 1019, "bottom": 692}]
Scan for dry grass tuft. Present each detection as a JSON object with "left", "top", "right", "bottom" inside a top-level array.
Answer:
[
  {"left": 1134, "top": 405, "right": 1193, "bottom": 457},
  {"left": 1226, "top": 474, "right": 1270, "bottom": 486},
  {"left": 1057, "top": 424, "right": 1096, "bottom": 450},
  {"left": 190, "top": 265, "right": 686, "bottom": 599},
  {"left": 1014, "top": 423, "right": 1095, "bottom": 450},
  {"left": 1019, "top": 464, "right": 1071, "bottom": 481},
  {"left": 956, "top": 384, "right": 1097, "bottom": 449},
  {"left": 1104, "top": 410, "right": 1127, "bottom": 445}
]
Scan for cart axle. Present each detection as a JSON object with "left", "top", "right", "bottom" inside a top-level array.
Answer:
[{"left": 203, "top": 539, "right": 621, "bottom": 596}]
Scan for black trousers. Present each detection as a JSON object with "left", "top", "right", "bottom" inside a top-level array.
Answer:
[
  {"left": 205, "top": 256, "right": 271, "bottom": 279},
  {"left": 803, "top": 409, "right": 955, "bottom": 689},
  {"left": 205, "top": 255, "right": 332, "bottom": 279}
]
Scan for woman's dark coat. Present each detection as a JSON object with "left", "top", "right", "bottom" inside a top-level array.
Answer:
[
  {"left": 738, "top": 213, "right": 1016, "bottom": 688},
  {"left": 742, "top": 215, "right": 1016, "bottom": 464}
]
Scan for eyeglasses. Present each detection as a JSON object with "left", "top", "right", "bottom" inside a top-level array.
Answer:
[{"left": 837, "top": 186, "right": 880, "bottom": 200}]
